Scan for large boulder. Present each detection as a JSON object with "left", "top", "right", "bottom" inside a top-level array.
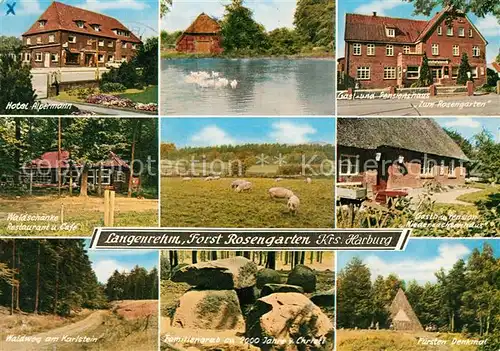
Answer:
[
  {"left": 171, "top": 257, "right": 258, "bottom": 289},
  {"left": 172, "top": 290, "right": 245, "bottom": 332},
  {"left": 310, "top": 289, "right": 335, "bottom": 307},
  {"left": 256, "top": 268, "right": 282, "bottom": 288},
  {"left": 260, "top": 284, "right": 304, "bottom": 297},
  {"left": 246, "top": 293, "right": 334, "bottom": 351},
  {"left": 286, "top": 265, "right": 317, "bottom": 293}
]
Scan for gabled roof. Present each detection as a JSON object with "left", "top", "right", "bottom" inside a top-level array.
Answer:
[
  {"left": 345, "top": 13, "right": 427, "bottom": 43},
  {"left": 27, "top": 150, "right": 75, "bottom": 169},
  {"left": 184, "top": 13, "right": 221, "bottom": 34},
  {"left": 23, "top": 1, "right": 142, "bottom": 43},
  {"left": 99, "top": 152, "right": 130, "bottom": 169},
  {"left": 337, "top": 118, "right": 469, "bottom": 161}
]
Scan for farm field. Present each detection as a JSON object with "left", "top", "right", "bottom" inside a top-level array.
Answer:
[
  {"left": 161, "top": 177, "right": 335, "bottom": 228},
  {"left": 0, "top": 196, "right": 158, "bottom": 236},
  {"left": 337, "top": 330, "right": 480, "bottom": 351}
]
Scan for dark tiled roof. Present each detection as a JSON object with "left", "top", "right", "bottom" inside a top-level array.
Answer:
[
  {"left": 100, "top": 152, "right": 130, "bottom": 169},
  {"left": 23, "top": 1, "right": 142, "bottom": 43},
  {"left": 337, "top": 118, "right": 469, "bottom": 160}
]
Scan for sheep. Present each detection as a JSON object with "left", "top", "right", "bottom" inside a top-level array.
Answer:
[
  {"left": 287, "top": 195, "right": 300, "bottom": 215},
  {"left": 268, "top": 187, "right": 294, "bottom": 200},
  {"left": 235, "top": 181, "right": 252, "bottom": 193},
  {"left": 231, "top": 179, "right": 247, "bottom": 189},
  {"left": 305, "top": 177, "right": 312, "bottom": 184},
  {"left": 182, "top": 177, "right": 192, "bottom": 181}
]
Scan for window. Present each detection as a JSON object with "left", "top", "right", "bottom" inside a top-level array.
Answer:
[
  {"left": 447, "top": 26, "right": 453, "bottom": 36},
  {"left": 386, "top": 45, "right": 394, "bottom": 56},
  {"left": 386, "top": 28, "right": 395, "bottom": 37},
  {"left": 115, "top": 171, "right": 126, "bottom": 182},
  {"left": 339, "top": 155, "right": 359, "bottom": 176},
  {"left": 38, "top": 20, "right": 47, "bottom": 28},
  {"left": 114, "top": 29, "right": 130, "bottom": 37},
  {"left": 367, "top": 44, "right": 375, "bottom": 56},
  {"left": 91, "top": 24, "right": 101, "bottom": 32},
  {"left": 472, "top": 67, "right": 478, "bottom": 78},
  {"left": 98, "top": 54, "right": 104, "bottom": 62},
  {"left": 48, "top": 35, "right": 55, "bottom": 43},
  {"left": 406, "top": 66, "right": 419, "bottom": 79},
  {"left": 468, "top": 29, "right": 473, "bottom": 37},
  {"left": 437, "top": 26, "right": 442, "bottom": 35},
  {"left": 108, "top": 41, "right": 113, "bottom": 47},
  {"left": 448, "top": 160, "right": 455, "bottom": 177},
  {"left": 122, "top": 42, "right": 127, "bottom": 49},
  {"left": 35, "top": 52, "right": 42, "bottom": 62},
  {"left": 452, "top": 45, "right": 459, "bottom": 56},
  {"left": 108, "top": 55, "right": 114, "bottom": 62},
  {"left": 68, "top": 36, "right": 76, "bottom": 44},
  {"left": 421, "top": 157, "right": 437, "bottom": 175},
  {"left": 33, "top": 172, "right": 51, "bottom": 184},
  {"left": 356, "top": 66, "right": 371, "bottom": 80},
  {"left": 432, "top": 44, "right": 439, "bottom": 55},
  {"left": 383, "top": 67, "right": 396, "bottom": 79},
  {"left": 36, "top": 37, "right": 42, "bottom": 44},
  {"left": 403, "top": 46, "right": 410, "bottom": 54},
  {"left": 353, "top": 43, "right": 361, "bottom": 55},
  {"left": 472, "top": 46, "right": 480, "bottom": 57},
  {"left": 98, "top": 39, "right": 104, "bottom": 47},
  {"left": 87, "top": 39, "right": 93, "bottom": 45},
  {"left": 458, "top": 27, "right": 465, "bottom": 37},
  {"left": 51, "top": 53, "right": 58, "bottom": 62},
  {"left": 101, "top": 169, "right": 111, "bottom": 185},
  {"left": 76, "top": 20, "right": 85, "bottom": 28},
  {"left": 452, "top": 66, "right": 459, "bottom": 79},
  {"left": 26, "top": 38, "right": 31, "bottom": 45},
  {"left": 24, "top": 53, "right": 31, "bottom": 61}
]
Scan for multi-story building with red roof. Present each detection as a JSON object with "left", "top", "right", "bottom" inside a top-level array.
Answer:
[
  {"left": 21, "top": 1, "right": 142, "bottom": 68},
  {"left": 341, "top": 7, "right": 488, "bottom": 88}
]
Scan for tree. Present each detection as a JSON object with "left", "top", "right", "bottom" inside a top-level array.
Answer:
[
  {"left": 134, "top": 37, "right": 158, "bottom": 86},
  {"left": 457, "top": 53, "right": 473, "bottom": 85},
  {"left": 418, "top": 52, "right": 433, "bottom": 87},
  {"left": 220, "top": 0, "right": 269, "bottom": 54},
  {"left": 403, "top": 0, "right": 500, "bottom": 24},
  {"left": 486, "top": 68, "right": 499, "bottom": 87},
  {"left": 294, "top": 0, "right": 335, "bottom": 49},
  {"left": 160, "top": 0, "right": 172, "bottom": 18},
  {"left": 0, "top": 36, "right": 22, "bottom": 51},
  {"left": 444, "top": 128, "right": 474, "bottom": 158},
  {"left": 473, "top": 129, "right": 500, "bottom": 184},
  {"left": 436, "top": 259, "right": 467, "bottom": 332}
]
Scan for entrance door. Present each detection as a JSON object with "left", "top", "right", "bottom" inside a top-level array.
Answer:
[
  {"left": 431, "top": 67, "right": 443, "bottom": 82},
  {"left": 44, "top": 53, "right": 50, "bottom": 68},
  {"left": 195, "top": 40, "right": 212, "bottom": 53}
]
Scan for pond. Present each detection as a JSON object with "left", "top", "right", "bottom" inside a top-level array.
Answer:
[{"left": 161, "top": 58, "right": 335, "bottom": 116}]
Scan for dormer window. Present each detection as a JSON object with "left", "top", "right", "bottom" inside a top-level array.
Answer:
[
  {"left": 113, "top": 29, "right": 131, "bottom": 37},
  {"left": 38, "top": 20, "right": 47, "bottom": 28},
  {"left": 91, "top": 24, "right": 101, "bottom": 32},
  {"left": 75, "top": 20, "right": 85, "bottom": 29},
  {"left": 386, "top": 28, "right": 395, "bottom": 37}
]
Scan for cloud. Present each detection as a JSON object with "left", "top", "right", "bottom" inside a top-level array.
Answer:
[
  {"left": 443, "top": 117, "right": 481, "bottom": 128},
  {"left": 190, "top": 125, "right": 237, "bottom": 146},
  {"left": 354, "top": 0, "right": 403, "bottom": 16},
  {"left": 16, "top": 0, "right": 43, "bottom": 15},
  {"left": 79, "top": 0, "right": 149, "bottom": 11},
  {"left": 92, "top": 259, "right": 130, "bottom": 283},
  {"left": 363, "top": 243, "right": 471, "bottom": 283},
  {"left": 269, "top": 121, "right": 317, "bottom": 144},
  {"left": 476, "top": 14, "right": 500, "bottom": 37}
]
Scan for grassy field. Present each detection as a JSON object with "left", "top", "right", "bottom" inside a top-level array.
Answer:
[
  {"left": 337, "top": 330, "right": 480, "bottom": 351},
  {"left": 118, "top": 85, "right": 158, "bottom": 104},
  {"left": 456, "top": 184, "right": 500, "bottom": 204},
  {"left": 161, "top": 177, "right": 334, "bottom": 228},
  {"left": 0, "top": 195, "right": 158, "bottom": 236}
]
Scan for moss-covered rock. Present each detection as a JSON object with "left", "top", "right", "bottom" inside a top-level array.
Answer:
[
  {"left": 286, "top": 264, "right": 317, "bottom": 293},
  {"left": 256, "top": 268, "right": 282, "bottom": 288}
]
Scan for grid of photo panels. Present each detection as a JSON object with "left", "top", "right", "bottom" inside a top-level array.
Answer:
[{"left": 0, "top": 0, "right": 498, "bottom": 350}]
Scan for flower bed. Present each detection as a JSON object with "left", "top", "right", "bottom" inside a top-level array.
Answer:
[{"left": 85, "top": 94, "right": 158, "bottom": 112}]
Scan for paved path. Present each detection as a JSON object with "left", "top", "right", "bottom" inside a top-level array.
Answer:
[
  {"left": 43, "top": 99, "right": 152, "bottom": 116},
  {"left": 409, "top": 187, "right": 481, "bottom": 206},
  {"left": 338, "top": 94, "right": 500, "bottom": 116}
]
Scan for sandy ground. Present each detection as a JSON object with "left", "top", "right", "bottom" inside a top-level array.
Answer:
[
  {"left": 408, "top": 187, "right": 481, "bottom": 206},
  {"left": 112, "top": 300, "right": 158, "bottom": 320}
]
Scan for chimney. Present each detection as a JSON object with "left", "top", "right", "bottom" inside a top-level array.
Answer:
[{"left": 373, "top": 11, "right": 377, "bottom": 16}]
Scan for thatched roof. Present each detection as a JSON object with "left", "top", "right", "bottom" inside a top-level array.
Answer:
[
  {"left": 337, "top": 118, "right": 469, "bottom": 160},
  {"left": 184, "top": 13, "right": 220, "bottom": 34},
  {"left": 389, "top": 289, "right": 423, "bottom": 331}
]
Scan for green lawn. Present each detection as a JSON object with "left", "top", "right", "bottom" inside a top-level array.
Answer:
[
  {"left": 457, "top": 184, "right": 500, "bottom": 204},
  {"left": 118, "top": 85, "right": 158, "bottom": 104}
]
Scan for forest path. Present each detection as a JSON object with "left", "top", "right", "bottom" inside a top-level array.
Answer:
[{"left": 0, "top": 310, "right": 109, "bottom": 351}]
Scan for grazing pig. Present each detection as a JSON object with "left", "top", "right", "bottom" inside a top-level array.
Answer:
[
  {"left": 231, "top": 179, "right": 247, "bottom": 189},
  {"left": 204, "top": 176, "right": 214, "bottom": 181},
  {"left": 275, "top": 178, "right": 283, "bottom": 182},
  {"left": 235, "top": 181, "right": 252, "bottom": 193},
  {"left": 305, "top": 177, "right": 312, "bottom": 184},
  {"left": 182, "top": 177, "right": 192, "bottom": 181},
  {"left": 213, "top": 176, "right": 221, "bottom": 180},
  {"left": 268, "top": 187, "right": 294, "bottom": 199},
  {"left": 287, "top": 195, "right": 300, "bottom": 214}
]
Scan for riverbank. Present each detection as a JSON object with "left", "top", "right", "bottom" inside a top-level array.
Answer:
[{"left": 161, "top": 50, "right": 335, "bottom": 60}]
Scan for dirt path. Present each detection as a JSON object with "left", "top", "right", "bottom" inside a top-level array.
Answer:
[{"left": 0, "top": 310, "right": 109, "bottom": 351}]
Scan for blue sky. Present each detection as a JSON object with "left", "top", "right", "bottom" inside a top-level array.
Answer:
[
  {"left": 337, "top": 1, "right": 500, "bottom": 67},
  {"left": 162, "top": 0, "right": 296, "bottom": 32},
  {"left": 0, "top": 0, "right": 159, "bottom": 38},
  {"left": 161, "top": 118, "right": 336, "bottom": 147},
  {"left": 338, "top": 239, "right": 499, "bottom": 284},
  {"left": 84, "top": 240, "right": 158, "bottom": 283},
  {"left": 436, "top": 117, "right": 500, "bottom": 142}
]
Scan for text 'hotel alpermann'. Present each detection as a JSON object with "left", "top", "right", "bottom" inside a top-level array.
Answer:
[
  {"left": 340, "top": 6, "right": 488, "bottom": 89},
  {"left": 20, "top": 1, "right": 142, "bottom": 68}
]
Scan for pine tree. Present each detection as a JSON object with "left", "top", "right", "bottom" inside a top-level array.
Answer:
[{"left": 457, "top": 53, "right": 473, "bottom": 85}]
